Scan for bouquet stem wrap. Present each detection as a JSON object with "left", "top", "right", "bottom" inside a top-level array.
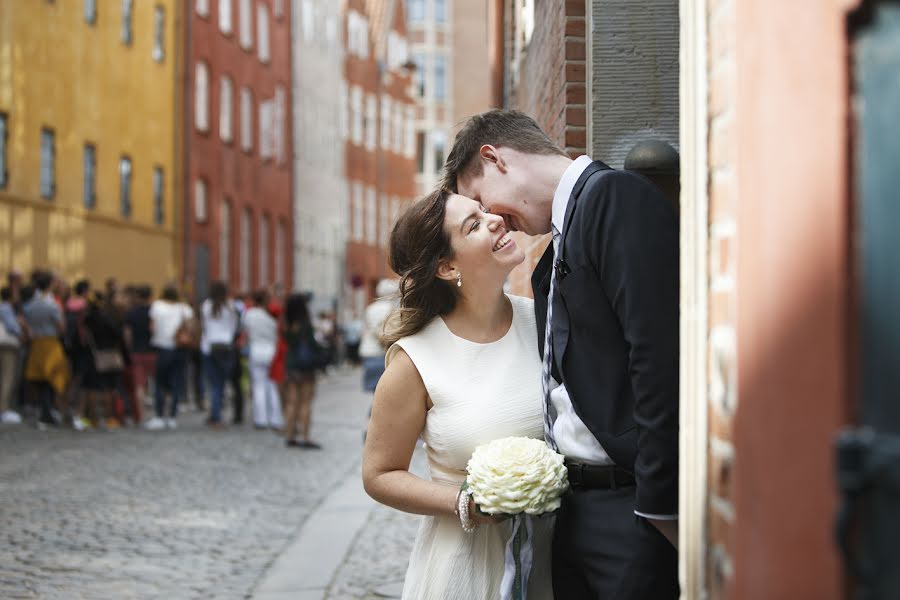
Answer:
[{"left": 500, "top": 513, "right": 534, "bottom": 600}]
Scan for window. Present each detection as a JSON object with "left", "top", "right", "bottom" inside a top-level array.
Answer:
[
  {"left": 366, "top": 187, "right": 377, "bottom": 245},
  {"left": 153, "top": 166, "right": 164, "bottom": 225},
  {"left": 40, "top": 128, "right": 55, "bottom": 200},
  {"left": 412, "top": 54, "right": 426, "bottom": 97},
  {"left": 338, "top": 81, "right": 348, "bottom": 140},
  {"left": 83, "top": 144, "right": 96, "bottom": 209},
  {"left": 301, "top": 0, "right": 313, "bottom": 42},
  {"left": 0, "top": 114, "right": 8, "bottom": 189},
  {"left": 257, "top": 3, "right": 270, "bottom": 63},
  {"left": 259, "top": 99, "right": 273, "bottom": 159},
  {"left": 273, "top": 0, "right": 284, "bottom": 19},
  {"left": 387, "top": 31, "right": 408, "bottom": 71},
  {"left": 119, "top": 156, "right": 132, "bottom": 217},
  {"left": 274, "top": 86, "right": 286, "bottom": 164},
  {"left": 275, "top": 220, "right": 285, "bottom": 286},
  {"left": 239, "top": 0, "right": 252, "bottom": 49},
  {"left": 347, "top": 10, "right": 369, "bottom": 59},
  {"left": 258, "top": 215, "right": 269, "bottom": 285},
  {"left": 84, "top": 0, "right": 97, "bottom": 24},
  {"left": 435, "top": 0, "right": 446, "bottom": 23},
  {"left": 196, "top": 0, "right": 209, "bottom": 17},
  {"left": 219, "top": 0, "right": 232, "bottom": 33},
  {"left": 407, "top": 0, "right": 424, "bottom": 23},
  {"left": 379, "top": 195, "right": 390, "bottom": 248},
  {"left": 219, "top": 199, "right": 231, "bottom": 278},
  {"left": 380, "top": 96, "right": 392, "bottom": 150},
  {"left": 240, "top": 209, "right": 251, "bottom": 291},
  {"left": 352, "top": 182, "right": 364, "bottom": 241},
  {"left": 153, "top": 6, "right": 165, "bottom": 62},
  {"left": 393, "top": 103, "right": 404, "bottom": 153},
  {"left": 240, "top": 87, "right": 253, "bottom": 151},
  {"left": 434, "top": 55, "right": 447, "bottom": 101},
  {"left": 195, "top": 62, "right": 210, "bottom": 132},
  {"left": 365, "top": 94, "right": 376, "bottom": 151},
  {"left": 415, "top": 131, "right": 426, "bottom": 173},
  {"left": 433, "top": 130, "right": 446, "bottom": 175},
  {"left": 351, "top": 86, "right": 363, "bottom": 145},
  {"left": 405, "top": 105, "right": 415, "bottom": 158},
  {"left": 219, "top": 76, "right": 233, "bottom": 142},
  {"left": 194, "top": 179, "right": 208, "bottom": 222},
  {"left": 121, "top": 0, "right": 133, "bottom": 45}
]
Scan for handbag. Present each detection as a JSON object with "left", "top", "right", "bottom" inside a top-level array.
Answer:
[
  {"left": 176, "top": 316, "right": 199, "bottom": 348},
  {"left": 87, "top": 330, "right": 125, "bottom": 373}
]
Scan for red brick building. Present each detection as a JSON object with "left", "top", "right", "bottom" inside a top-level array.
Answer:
[
  {"left": 183, "top": 0, "right": 293, "bottom": 301},
  {"left": 343, "top": 0, "right": 416, "bottom": 317}
]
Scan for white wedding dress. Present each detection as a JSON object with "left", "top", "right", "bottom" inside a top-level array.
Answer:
[{"left": 386, "top": 294, "right": 554, "bottom": 600}]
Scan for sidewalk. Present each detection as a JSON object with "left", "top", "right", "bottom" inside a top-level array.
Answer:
[{"left": 250, "top": 415, "right": 425, "bottom": 600}]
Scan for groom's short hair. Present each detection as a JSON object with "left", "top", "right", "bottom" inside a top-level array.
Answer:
[{"left": 443, "top": 110, "right": 567, "bottom": 191}]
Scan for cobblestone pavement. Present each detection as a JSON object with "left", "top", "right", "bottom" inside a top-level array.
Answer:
[
  {"left": 324, "top": 450, "right": 425, "bottom": 600},
  {"left": 0, "top": 368, "right": 378, "bottom": 600}
]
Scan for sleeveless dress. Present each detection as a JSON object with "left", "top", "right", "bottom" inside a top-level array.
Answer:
[{"left": 386, "top": 294, "right": 554, "bottom": 600}]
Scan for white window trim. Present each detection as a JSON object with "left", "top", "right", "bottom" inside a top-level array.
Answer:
[
  {"left": 195, "top": 62, "right": 210, "bottom": 132},
  {"left": 219, "top": 0, "right": 233, "bottom": 34}
]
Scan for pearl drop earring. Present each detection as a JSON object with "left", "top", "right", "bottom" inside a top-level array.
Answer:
[{"left": 456, "top": 272, "right": 462, "bottom": 288}]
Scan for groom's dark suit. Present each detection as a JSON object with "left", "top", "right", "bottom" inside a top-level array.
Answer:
[{"left": 533, "top": 161, "right": 679, "bottom": 599}]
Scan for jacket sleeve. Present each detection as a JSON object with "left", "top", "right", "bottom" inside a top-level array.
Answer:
[{"left": 586, "top": 170, "right": 680, "bottom": 516}]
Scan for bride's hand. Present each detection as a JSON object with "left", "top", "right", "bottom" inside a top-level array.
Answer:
[{"left": 470, "top": 498, "right": 508, "bottom": 526}]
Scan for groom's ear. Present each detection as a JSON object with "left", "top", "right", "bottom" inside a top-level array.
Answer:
[{"left": 479, "top": 145, "right": 508, "bottom": 174}]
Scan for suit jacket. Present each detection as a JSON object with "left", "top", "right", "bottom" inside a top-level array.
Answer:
[{"left": 532, "top": 161, "right": 679, "bottom": 516}]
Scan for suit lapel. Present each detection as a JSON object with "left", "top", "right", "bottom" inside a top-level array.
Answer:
[
  {"left": 551, "top": 161, "right": 611, "bottom": 378},
  {"left": 532, "top": 243, "right": 554, "bottom": 359}
]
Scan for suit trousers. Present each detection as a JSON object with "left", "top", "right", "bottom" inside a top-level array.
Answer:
[{"left": 552, "top": 486, "right": 678, "bottom": 600}]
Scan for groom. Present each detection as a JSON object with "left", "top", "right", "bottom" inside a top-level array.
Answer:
[{"left": 444, "top": 110, "right": 679, "bottom": 599}]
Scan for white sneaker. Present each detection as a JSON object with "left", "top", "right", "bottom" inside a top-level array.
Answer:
[
  {"left": 1, "top": 411, "right": 22, "bottom": 425},
  {"left": 165, "top": 418, "right": 177, "bottom": 430},
  {"left": 72, "top": 416, "right": 89, "bottom": 431},
  {"left": 144, "top": 417, "right": 166, "bottom": 431}
]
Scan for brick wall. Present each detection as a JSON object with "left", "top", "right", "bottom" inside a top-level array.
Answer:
[
  {"left": 504, "top": 0, "right": 587, "bottom": 297},
  {"left": 706, "top": 0, "right": 738, "bottom": 594}
]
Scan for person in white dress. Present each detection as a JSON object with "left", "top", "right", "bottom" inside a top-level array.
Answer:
[
  {"left": 242, "top": 290, "right": 283, "bottom": 429},
  {"left": 362, "top": 189, "right": 554, "bottom": 600}
]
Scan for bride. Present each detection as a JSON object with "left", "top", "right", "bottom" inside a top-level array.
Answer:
[{"left": 362, "top": 189, "right": 554, "bottom": 599}]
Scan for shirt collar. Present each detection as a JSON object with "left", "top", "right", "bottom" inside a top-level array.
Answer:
[{"left": 551, "top": 155, "right": 594, "bottom": 237}]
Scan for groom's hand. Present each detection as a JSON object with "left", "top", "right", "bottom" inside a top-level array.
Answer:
[{"left": 648, "top": 518, "right": 678, "bottom": 549}]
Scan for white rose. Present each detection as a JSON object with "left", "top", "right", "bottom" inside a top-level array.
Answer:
[{"left": 466, "top": 436, "right": 569, "bottom": 515}]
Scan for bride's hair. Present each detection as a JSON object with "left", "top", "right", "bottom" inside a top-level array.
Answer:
[{"left": 382, "top": 188, "right": 458, "bottom": 347}]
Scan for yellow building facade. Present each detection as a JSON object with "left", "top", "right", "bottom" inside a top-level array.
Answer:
[{"left": 0, "top": 0, "right": 182, "bottom": 290}]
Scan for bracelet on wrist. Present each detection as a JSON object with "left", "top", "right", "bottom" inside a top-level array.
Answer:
[{"left": 456, "top": 487, "right": 478, "bottom": 533}]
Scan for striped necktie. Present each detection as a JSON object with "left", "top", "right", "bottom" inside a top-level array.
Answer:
[{"left": 541, "top": 227, "right": 560, "bottom": 452}]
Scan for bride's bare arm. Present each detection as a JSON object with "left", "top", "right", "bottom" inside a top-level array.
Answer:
[{"left": 362, "top": 348, "right": 459, "bottom": 518}]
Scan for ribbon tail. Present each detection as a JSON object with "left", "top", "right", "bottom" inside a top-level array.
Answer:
[{"left": 499, "top": 514, "right": 535, "bottom": 600}]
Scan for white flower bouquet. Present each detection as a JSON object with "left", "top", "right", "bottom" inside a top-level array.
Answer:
[{"left": 464, "top": 437, "right": 568, "bottom": 600}]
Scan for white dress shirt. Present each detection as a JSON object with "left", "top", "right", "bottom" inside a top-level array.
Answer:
[{"left": 548, "top": 155, "right": 676, "bottom": 521}]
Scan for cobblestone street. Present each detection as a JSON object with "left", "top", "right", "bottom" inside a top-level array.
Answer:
[{"left": 0, "top": 369, "right": 421, "bottom": 600}]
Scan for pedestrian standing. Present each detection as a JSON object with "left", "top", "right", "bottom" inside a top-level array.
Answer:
[
  {"left": 82, "top": 292, "right": 129, "bottom": 429},
  {"left": 124, "top": 286, "right": 156, "bottom": 411},
  {"left": 22, "top": 271, "right": 69, "bottom": 427},
  {"left": 0, "top": 286, "right": 24, "bottom": 424},
  {"left": 200, "top": 281, "right": 238, "bottom": 429},
  {"left": 64, "top": 279, "right": 92, "bottom": 430},
  {"left": 281, "top": 294, "right": 322, "bottom": 449},
  {"left": 242, "top": 290, "right": 282, "bottom": 429},
  {"left": 146, "top": 285, "right": 193, "bottom": 430}
]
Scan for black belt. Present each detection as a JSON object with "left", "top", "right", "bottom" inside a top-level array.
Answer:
[{"left": 565, "top": 460, "right": 636, "bottom": 491}]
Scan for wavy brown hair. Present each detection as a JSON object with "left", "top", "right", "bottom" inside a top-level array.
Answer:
[{"left": 382, "top": 189, "right": 458, "bottom": 347}]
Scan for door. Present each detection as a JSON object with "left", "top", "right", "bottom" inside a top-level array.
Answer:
[{"left": 837, "top": 4, "right": 900, "bottom": 599}]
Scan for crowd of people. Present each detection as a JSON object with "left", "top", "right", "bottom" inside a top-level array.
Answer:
[{"left": 0, "top": 269, "right": 345, "bottom": 449}]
